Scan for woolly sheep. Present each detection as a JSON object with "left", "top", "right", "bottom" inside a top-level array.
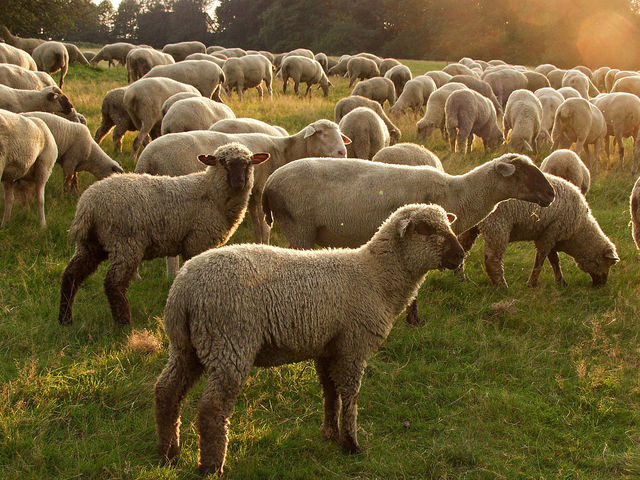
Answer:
[
  {"left": 314, "top": 52, "right": 328, "bottom": 73},
  {"left": 124, "top": 77, "right": 200, "bottom": 159},
  {"left": 613, "top": 71, "right": 639, "bottom": 84},
  {"left": 443, "top": 63, "right": 477, "bottom": 77},
  {"left": 631, "top": 176, "right": 640, "bottom": 248},
  {"left": 160, "top": 92, "right": 201, "bottom": 116},
  {"left": 445, "top": 88, "right": 503, "bottom": 154},
  {"left": 546, "top": 69, "right": 567, "bottom": 89},
  {"left": 573, "top": 65, "right": 593, "bottom": 78},
  {"left": 424, "top": 71, "right": 452, "bottom": 88},
  {"left": 605, "top": 69, "right": 621, "bottom": 92},
  {"left": 0, "top": 84, "right": 74, "bottom": 115},
  {"left": 63, "top": 43, "right": 89, "bottom": 65},
  {"left": 487, "top": 59, "right": 507, "bottom": 66},
  {"left": 339, "top": 107, "right": 389, "bottom": 159},
  {"left": 32, "top": 41, "right": 69, "bottom": 88},
  {"left": 611, "top": 76, "right": 640, "bottom": 99},
  {"left": 154, "top": 203, "right": 464, "bottom": 475},
  {"left": 0, "top": 25, "right": 45, "bottom": 54},
  {"left": 535, "top": 64, "right": 557, "bottom": 77},
  {"left": 0, "top": 43, "right": 36, "bottom": 70},
  {"left": 162, "top": 41, "right": 206, "bottom": 62},
  {"left": 534, "top": 87, "right": 564, "bottom": 146},
  {"left": 281, "top": 56, "right": 331, "bottom": 97},
  {"left": 557, "top": 86, "right": 581, "bottom": 100},
  {"left": 58, "top": 143, "right": 270, "bottom": 326},
  {"left": 218, "top": 47, "right": 247, "bottom": 58},
  {"left": 327, "top": 55, "right": 351, "bottom": 76},
  {"left": 126, "top": 48, "right": 175, "bottom": 83},
  {"left": 447, "top": 74, "right": 503, "bottom": 115},
  {"left": 283, "top": 48, "right": 314, "bottom": 60},
  {"left": 94, "top": 87, "right": 139, "bottom": 152},
  {"left": 0, "top": 109, "right": 57, "bottom": 227},
  {"left": 223, "top": 54, "right": 273, "bottom": 101},
  {"left": 416, "top": 82, "right": 469, "bottom": 139},
  {"left": 161, "top": 97, "right": 235, "bottom": 135},
  {"left": 389, "top": 76, "right": 436, "bottom": 117},
  {"left": 91, "top": 42, "right": 136, "bottom": 67},
  {"left": 523, "top": 71, "right": 550, "bottom": 92},
  {"left": 355, "top": 52, "right": 383, "bottom": 66},
  {"left": 503, "top": 89, "right": 543, "bottom": 153},
  {"left": 210, "top": 118, "right": 288, "bottom": 137},
  {"left": 334, "top": 95, "right": 401, "bottom": 144},
  {"left": 0, "top": 64, "right": 55, "bottom": 90},
  {"left": 142, "top": 60, "right": 224, "bottom": 99},
  {"left": 562, "top": 70, "right": 592, "bottom": 99},
  {"left": 351, "top": 77, "right": 396, "bottom": 107},
  {"left": 23, "top": 111, "right": 123, "bottom": 190},
  {"left": 347, "top": 57, "right": 380, "bottom": 87},
  {"left": 540, "top": 149, "right": 590, "bottom": 194},
  {"left": 458, "top": 175, "right": 618, "bottom": 287},
  {"left": 482, "top": 68, "right": 528, "bottom": 107},
  {"left": 184, "top": 52, "right": 225, "bottom": 68},
  {"left": 372, "top": 143, "right": 443, "bottom": 170},
  {"left": 592, "top": 66, "right": 610, "bottom": 92},
  {"left": 384, "top": 64, "right": 412, "bottom": 96},
  {"left": 379, "top": 58, "right": 401, "bottom": 76}
]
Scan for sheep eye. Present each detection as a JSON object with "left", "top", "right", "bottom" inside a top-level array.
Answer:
[
  {"left": 414, "top": 223, "right": 436, "bottom": 236},
  {"left": 219, "top": 159, "right": 227, "bottom": 166}
]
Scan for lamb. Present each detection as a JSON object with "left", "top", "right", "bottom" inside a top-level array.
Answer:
[
  {"left": 379, "top": 58, "right": 401, "bottom": 76},
  {"left": 446, "top": 74, "right": 503, "bottom": 115},
  {"left": 94, "top": 87, "right": 138, "bottom": 152},
  {"left": 0, "top": 43, "right": 37, "bottom": 70},
  {"left": 540, "top": 149, "right": 590, "bottom": 194},
  {"left": 90, "top": 42, "right": 136, "bottom": 67},
  {"left": 135, "top": 119, "right": 350, "bottom": 250},
  {"left": 126, "top": 48, "right": 175, "bottom": 83},
  {"left": 482, "top": 68, "right": 528, "bottom": 107},
  {"left": 442, "top": 63, "right": 477, "bottom": 77},
  {"left": 523, "top": 71, "right": 550, "bottom": 92},
  {"left": 123, "top": 77, "right": 200, "bottom": 159},
  {"left": 388, "top": 76, "right": 436, "bottom": 117},
  {"left": 0, "top": 109, "right": 57, "bottom": 227},
  {"left": 372, "top": 143, "right": 443, "bottom": 170},
  {"left": 424, "top": 71, "right": 452, "bottom": 88},
  {"left": 416, "top": 82, "right": 469, "bottom": 139},
  {"left": 162, "top": 41, "right": 206, "bottom": 62},
  {"left": 351, "top": 77, "right": 396, "bottom": 108},
  {"left": 0, "top": 64, "right": 56, "bottom": 90},
  {"left": 209, "top": 118, "right": 288, "bottom": 136},
  {"left": 58, "top": 143, "right": 270, "bottom": 326},
  {"left": 23, "top": 112, "right": 124, "bottom": 191},
  {"left": 347, "top": 57, "right": 380, "bottom": 87},
  {"left": 0, "top": 25, "right": 45, "bottom": 54},
  {"left": 32, "top": 41, "right": 69, "bottom": 88},
  {"left": 261, "top": 154, "right": 555, "bottom": 324},
  {"left": 630, "top": 176, "right": 640, "bottom": 248},
  {"left": 534, "top": 87, "right": 564, "bottom": 145},
  {"left": 184, "top": 52, "right": 225, "bottom": 67},
  {"left": 503, "top": 89, "right": 543, "bottom": 153},
  {"left": 552, "top": 97, "right": 607, "bottom": 171},
  {"left": 141, "top": 60, "right": 224, "bottom": 99},
  {"left": 161, "top": 97, "right": 235, "bottom": 135},
  {"left": 0, "top": 84, "right": 74, "bottom": 116},
  {"left": 154, "top": 203, "right": 464, "bottom": 475},
  {"left": 223, "top": 54, "right": 273, "bottom": 101},
  {"left": 458, "top": 175, "right": 618, "bottom": 287},
  {"left": 334, "top": 95, "right": 401, "bottom": 144},
  {"left": 384, "top": 64, "right": 412, "bottom": 96},
  {"left": 314, "top": 52, "right": 329, "bottom": 73},
  {"left": 557, "top": 86, "right": 581, "bottom": 100},
  {"left": 339, "top": 107, "right": 389, "bottom": 159},
  {"left": 445, "top": 88, "right": 504, "bottom": 154},
  {"left": 63, "top": 43, "right": 89, "bottom": 65},
  {"left": 280, "top": 56, "right": 332, "bottom": 97}
]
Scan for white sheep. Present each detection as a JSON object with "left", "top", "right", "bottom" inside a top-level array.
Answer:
[
  {"left": 217, "top": 48, "right": 247, "bottom": 58},
  {"left": 162, "top": 41, "right": 206, "bottom": 62},
  {"left": 347, "top": 57, "right": 380, "bottom": 87},
  {"left": 535, "top": 64, "right": 557, "bottom": 77},
  {"left": 223, "top": 54, "right": 273, "bottom": 101},
  {"left": 160, "top": 97, "right": 235, "bottom": 135},
  {"left": 209, "top": 118, "right": 288, "bottom": 136},
  {"left": 327, "top": 55, "right": 351, "bottom": 76},
  {"left": 339, "top": 107, "right": 389, "bottom": 159},
  {"left": 57, "top": 143, "right": 270, "bottom": 326},
  {"left": 142, "top": 60, "right": 225, "bottom": 98},
  {"left": 562, "top": 70, "right": 594, "bottom": 99},
  {"left": 557, "top": 86, "right": 582, "bottom": 100},
  {"left": 184, "top": 52, "right": 225, "bottom": 67},
  {"left": 335, "top": 95, "right": 401, "bottom": 144},
  {"left": 546, "top": 69, "right": 567, "bottom": 89},
  {"left": 424, "top": 71, "right": 452, "bottom": 88},
  {"left": 126, "top": 48, "right": 175, "bottom": 83},
  {"left": 314, "top": 52, "right": 328, "bottom": 72},
  {"left": 503, "top": 89, "right": 543, "bottom": 153},
  {"left": 534, "top": 87, "right": 565, "bottom": 146},
  {"left": 384, "top": 64, "right": 412, "bottom": 96},
  {"left": 32, "top": 41, "right": 69, "bottom": 88},
  {"left": 482, "top": 68, "right": 528, "bottom": 107},
  {"left": 523, "top": 71, "right": 550, "bottom": 92},
  {"left": 0, "top": 25, "right": 45, "bottom": 54},
  {"left": 446, "top": 74, "right": 503, "bottom": 115},
  {"left": 91, "top": 42, "right": 136, "bottom": 67},
  {"left": 280, "top": 56, "right": 331, "bottom": 97},
  {"left": 372, "top": 143, "right": 444, "bottom": 170},
  {"left": 540, "top": 149, "right": 590, "bottom": 194},
  {"left": 592, "top": 66, "right": 610, "bottom": 92},
  {"left": 0, "top": 43, "right": 36, "bottom": 70},
  {"left": 443, "top": 63, "right": 477, "bottom": 77},
  {"left": 351, "top": 77, "right": 396, "bottom": 108},
  {"left": 388, "top": 76, "right": 437, "bottom": 117},
  {"left": 63, "top": 43, "right": 89, "bottom": 65},
  {"left": 0, "top": 84, "right": 74, "bottom": 116},
  {"left": 160, "top": 92, "right": 201, "bottom": 117},
  {"left": 416, "top": 82, "right": 469, "bottom": 139},
  {"left": 0, "top": 64, "right": 56, "bottom": 90},
  {"left": 630, "top": 176, "right": 640, "bottom": 248},
  {"left": 379, "top": 58, "right": 401, "bottom": 76},
  {"left": 94, "top": 87, "right": 138, "bottom": 152},
  {"left": 611, "top": 76, "right": 640, "bottom": 98}
]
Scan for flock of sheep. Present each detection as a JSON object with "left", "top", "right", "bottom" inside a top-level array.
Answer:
[{"left": 0, "top": 25, "right": 638, "bottom": 475}]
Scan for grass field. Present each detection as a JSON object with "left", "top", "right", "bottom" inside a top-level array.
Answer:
[{"left": 2, "top": 59, "right": 640, "bottom": 479}]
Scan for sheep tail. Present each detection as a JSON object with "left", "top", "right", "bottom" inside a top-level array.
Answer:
[
  {"left": 68, "top": 202, "right": 94, "bottom": 244},
  {"left": 162, "top": 287, "right": 193, "bottom": 352},
  {"left": 262, "top": 192, "right": 274, "bottom": 227}
]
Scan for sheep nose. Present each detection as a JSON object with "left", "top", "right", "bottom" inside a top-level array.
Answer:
[{"left": 335, "top": 149, "right": 347, "bottom": 158}]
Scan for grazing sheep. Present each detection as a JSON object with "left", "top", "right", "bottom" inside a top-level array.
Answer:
[
  {"left": 592, "top": 66, "right": 610, "bottom": 92},
  {"left": 82, "top": 51, "right": 96, "bottom": 63},
  {"left": 63, "top": 43, "right": 89, "bottom": 65},
  {"left": 0, "top": 109, "right": 57, "bottom": 227},
  {"left": 154, "top": 203, "right": 464, "bottom": 475},
  {"left": 351, "top": 77, "right": 396, "bottom": 107},
  {"left": 160, "top": 92, "right": 201, "bottom": 117},
  {"left": 503, "top": 89, "right": 543, "bottom": 153},
  {"left": 613, "top": 71, "right": 638, "bottom": 84},
  {"left": 355, "top": 52, "right": 383, "bottom": 66},
  {"left": 339, "top": 107, "right": 389, "bottom": 159},
  {"left": 372, "top": 143, "right": 443, "bottom": 170},
  {"left": 142, "top": 60, "right": 225, "bottom": 99},
  {"left": 123, "top": 77, "right": 200, "bottom": 159},
  {"left": 23, "top": 111, "right": 124, "bottom": 190},
  {"left": 32, "top": 41, "right": 69, "bottom": 88},
  {"left": 612, "top": 76, "right": 640, "bottom": 99},
  {"left": 0, "top": 25, "right": 45, "bottom": 54},
  {"left": 552, "top": 97, "right": 607, "bottom": 171},
  {"left": 58, "top": 143, "right": 270, "bottom": 326},
  {"left": 535, "top": 64, "right": 557, "bottom": 77},
  {"left": 416, "top": 82, "right": 469, "bottom": 139},
  {"left": 314, "top": 52, "right": 328, "bottom": 73},
  {"left": 126, "top": 48, "right": 175, "bottom": 83},
  {"left": 388, "top": 76, "right": 436, "bottom": 117},
  {"left": 546, "top": 69, "right": 567, "bottom": 89},
  {"left": 379, "top": 58, "right": 401, "bottom": 76},
  {"left": 523, "top": 71, "right": 550, "bottom": 92},
  {"left": 384, "top": 64, "right": 412, "bottom": 96},
  {"left": 218, "top": 47, "right": 248, "bottom": 58},
  {"left": 223, "top": 54, "right": 273, "bottom": 101},
  {"left": 562, "top": 70, "right": 592, "bottom": 99},
  {"left": 482, "top": 68, "right": 528, "bottom": 107},
  {"left": 162, "top": 41, "right": 206, "bottom": 62},
  {"left": 443, "top": 63, "right": 477, "bottom": 77},
  {"left": 184, "top": 52, "right": 225, "bottom": 68},
  {"left": 210, "top": 118, "right": 288, "bottom": 137},
  {"left": 424, "top": 71, "right": 452, "bottom": 88},
  {"left": 540, "top": 149, "right": 590, "bottom": 194},
  {"left": 445, "top": 88, "right": 503, "bottom": 154},
  {"left": 459, "top": 175, "right": 618, "bottom": 287},
  {"left": 335, "top": 95, "right": 401, "bottom": 144},
  {"left": 605, "top": 69, "right": 621, "bottom": 92},
  {"left": 573, "top": 65, "right": 593, "bottom": 78},
  {"left": 327, "top": 55, "right": 351, "bottom": 76},
  {"left": 534, "top": 87, "right": 565, "bottom": 146},
  {"left": 0, "top": 43, "right": 36, "bottom": 70},
  {"left": 91, "top": 42, "right": 136, "bottom": 67},
  {"left": 0, "top": 84, "right": 73, "bottom": 115},
  {"left": 0, "top": 64, "right": 56, "bottom": 90},
  {"left": 557, "top": 86, "right": 581, "bottom": 100},
  {"left": 447, "top": 74, "right": 503, "bottom": 115},
  {"left": 94, "top": 87, "right": 138, "bottom": 152},
  {"left": 283, "top": 48, "right": 314, "bottom": 60},
  {"left": 161, "top": 97, "right": 235, "bottom": 135},
  {"left": 347, "top": 57, "right": 380, "bottom": 87},
  {"left": 281, "top": 56, "right": 331, "bottom": 97},
  {"left": 631, "top": 176, "right": 640, "bottom": 248}
]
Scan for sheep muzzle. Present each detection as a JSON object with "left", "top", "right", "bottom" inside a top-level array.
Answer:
[{"left": 440, "top": 235, "right": 465, "bottom": 270}]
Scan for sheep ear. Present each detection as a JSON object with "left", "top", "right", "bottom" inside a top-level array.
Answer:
[
  {"left": 304, "top": 125, "right": 316, "bottom": 138},
  {"left": 604, "top": 251, "right": 619, "bottom": 263},
  {"left": 47, "top": 92, "right": 60, "bottom": 102},
  {"left": 341, "top": 134, "right": 352, "bottom": 145},
  {"left": 495, "top": 161, "right": 516, "bottom": 177},
  {"left": 446, "top": 213, "right": 457, "bottom": 224},
  {"left": 251, "top": 153, "right": 270, "bottom": 164},
  {"left": 397, "top": 218, "right": 413, "bottom": 238},
  {"left": 198, "top": 154, "right": 217, "bottom": 166}
]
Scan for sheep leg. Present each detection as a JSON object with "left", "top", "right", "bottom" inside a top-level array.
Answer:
[
  {"left": 527, "top": 250, "right": 548, "bottom": 287},
  {"left": 282, "top": 75, "right": 288, "bottom": 94},
  {"left": 58, "top": 245, "right": 108, "bottom": 325},
  {"left": 155, "top": 346, "right": 204, "bottom": 465},
  {"left": 112, "top": 123, "right": 128, "bottom": 152},
  {"left": 304, "top": 83, "right": 312, "bottom": 97},
  {"left": 615, "top": 133, "right": 624, "bottom": 169},
  {"left": 448, "top": 128, "right": 457, "bottom": 152},
  {"left": 465, "top": 135, "right": 473, "bottom": 154},
  {"left": 632, "top": 136, "right": 640, "bottom": 174},
  {"left": 293, "top": 80, "right": 300, "bottom": 95},
  {"left": 94, "top": 119, "right": 114, "bottom": 146},
  {"left": 315, "top": 357, "right": 341, "bottom": 442},
  {"left": 249, "top": 195, "right": 270, "bottom": 244},
  {"left": 573, "top": 138, "right": 585, "bottom": 157},
  {"left": 1, "top": 181, "right": 15, "bottom": 228},
  {"left": 103, "top": 257, "right": 140, "bottom": 325},
  {"left": 603, "top": 134, "right": 610, "bottom": 160},
  {"left": 36, "top": 180, "right": 47, "bottom": 228},
  {"left": 405, "top": 299, "right": 422, "bottom": 326},
  {"left": 132, "top": 121, "right": 152, "bottom": 160},
  {"left": 483, "top": 238, "right": 508, "bottom": 287},
  {"left": 334, "top": 361, "right": 364, "bottom": 454},
  {"left": 166, "top": 256, "right": 180, "bottom": 277},
  {"left": 256, "top": 84, "right": 264, "bottom": 100},
  {"left": 547, "top": 249, "right": 567, "bottom": 286}
]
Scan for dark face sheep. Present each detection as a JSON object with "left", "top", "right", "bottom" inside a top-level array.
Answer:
[
  {"left": 45, "top": 86, "right": 73, "bottom": 115},
  {"left": 575, "top": 249, "right": 619, "bottom": 286},
  {"left": 198, "top": 144, "right": 270, "bottom": 191},
  {"left": 497, "top": 155, "right": 555, "bottom": 207}
]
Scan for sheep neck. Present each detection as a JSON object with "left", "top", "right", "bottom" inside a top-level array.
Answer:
[{"left": 280, "top": 130, "right": 309, "bottom": 164}]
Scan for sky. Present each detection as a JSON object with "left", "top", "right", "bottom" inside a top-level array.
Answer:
[{"left": 101, "top": 0, "right": 218, "bottom": 14}]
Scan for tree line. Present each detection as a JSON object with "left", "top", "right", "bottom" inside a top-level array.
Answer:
[{"left": 1, "top": 0, "right": 639, "bottom": 68}]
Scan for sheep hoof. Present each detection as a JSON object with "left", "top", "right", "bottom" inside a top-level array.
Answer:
[
  {"left": 321, "top": 426, "right": 339, "bottom": 442},
  {"left": 198, "top": 463, "right": 222, "bottom": 476},
  {"left": 526, "top": 280, "right": 538, "bottom": 288},
  {"left": 405, "top": 302, "right": 423, "bottom": 326},
  {"left": 341, "top": 438, "right": 362, "bottom": 455},
  {"left": 58, "top": 314, "right": 72, "bottom": 326}
]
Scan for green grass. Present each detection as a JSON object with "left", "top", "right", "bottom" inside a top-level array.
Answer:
[{"left": 2, "top": 59, "right": 640, "bottom": 479}]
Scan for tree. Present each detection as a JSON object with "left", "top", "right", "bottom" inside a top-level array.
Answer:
[{"left": 113, "top": 0, "right": 141, "bottom": 41}]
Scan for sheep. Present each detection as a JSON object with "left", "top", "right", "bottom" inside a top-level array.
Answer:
[
  {"left": 552, "top": 97, "right": 607, "bottom": 171},
  {"left": 23, "top": 111, "right": 124, "bottom": 191},
  {"left": 416, "top": 82, "right": 469, "bottom": 139},
  {"left": 458, "top": 175, "right": 618, "bottom": 287},
  {"left": 372, "top": 143, "right": 443, "bottom": 170},
  {"left": 424, "top": 71, "right": 452, "bottom": 88},
  {"left": 0, "top": 25, "right": 45, "bottom": 54},
  {"left": 540, "top": 149, "right": 590, "bottom": 194},
  {"left": 184, "top": 52, "right": 225, "bottom": 68},
  {"left": 32, "top": 41, "right": 69, "bottom": 88},
  {"left": 592, "top": 66, "right": 610, "bottom": 92},
  {"left": 0, "top": 109, "right": 57, "bottom": 227},
  {"left": 206, "top": 45, "right": 226, "bottom": 54},
  {"left": 523, "top": 71, "right": 550, "bottom": 92},
  {"left": 592, "top": 92, "right": 640, "bottom": 172},
  {"left": 0, "top": 84, "right": 74, "bottom": 116},
  {"left": 280, "top": 56, "right": 332, "bottom": 97},
  {"left": 94, "top": 87, "right": 138, "bottom": 152},
  {"left": 389, "top": 76, "right": 436, "bottom": 117},
  {"left": 63, "top": 43, "right": 89, "bottom": 65},
  {"left": 262, "top": 154, "right": 555, "bottom": 324},
  {"left": 126, "top": 48, "right": 175, "bottom": 83},
  {"left": 123, "top": 77, "right": 200, "bottom": 159},
  {"left": 219, "top": 48, "right": 247, "bottom": 58},
  {"left": 611, "top": 76, "right": 640, "bottom": 99},
  {"left": 384, "top": 64, "right": 412, "bottom": 96},
  {"left": 0, "top": 43, "right": 36, "bottom": 70},
  {"left": 613, "top": 71, "right": 639, "bottom": 84},
  {"left": 443, "top": 63, "right": 477, "bottom": 77},
  {"left": 57, "top": 143, "right": 270, "bottom": 326},
  {"left": 605, "top": 69, "right": 621, "bottom": 92},
  {"left": 445, "top": 88, "right": 504, "bottom": 154},
  {"left": 557, "top": 86, "right": 581, "bottom": 100},
  {"left": 347, "top": 57, "right": 380, "bottom": 88},
  {"left": 162, "top": 41, "right": 206, "bottom": 62},
  {"left": 82, "top": 51, "right": 96, "bottom": 63},
  {"left": 447, "top": 74, "right": 503, "bottom": 115},
  {"left": 535, "top": 64, "right": 557, "bottom": 77},
  {"left": 142, "top": 60, "right": 225, "bottom": 98},
  {"left": 534, "top": 87, "right": 565, "bottom": 146},
  {"left": 223, "top": 54, "right": 273, "bottom": 101},
  {"left": 90, "top": 42, "right": 136, "bottom": 67},
  {"left": 562, "top": 70, "right": 594, "bottom": 99},
  {"left": 351, "top": 77, "right": 396, "bottom": 108},
  {"left": 154, "top": 203, "right": 464, "bottom": 475},
  {"left": 258, "top": 51, "right": 275, "bottom": 64},
  {"left": 161, "top": 97, "right": 235, "bottom": 135},
  {"left": 482, "top": 68, "right": 528, "bottom": 107},
  {"left": 160, "top": 92, "right": 201, "bottom": 117},
  {"left": 209, "top": 118, "right": 288, "bottom": 137},
  {"left": 355, "top": 52, "right": 383, "bottom": 66},
  {"left": 135, "top": 119, "right": 350, "bottom": 250},
  {"left": 503, "top": 89, "right": 543, "bottom": 153},
  {"left": 546, "top": 69, "right": 567, "bottom": 89},
  {"left": 379, "top": 58, "right": 401, "bottom": 76},
  {"left": 327, "top": 55, "right": 351, "bottom": 76},
  {"left": 573, "top": 65, "right": 593, "bottom": 78},
  {"left": 283, "top": 48, "right": 314, "bottom": 60},
  {"left": 0, "top": 64, "right": 56, "bottom": 90},
  {"left": 334, "top": 95, "right": 401, "bottom": 144},
  {"left": 314, "top": 52, "right": 328, "bottom": 73},
  {"left": 631, "top": 176, "right": 640, "bottom": 249},
  {"left": 339, "top": 107, "right": 389, "bottom": 159}
]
